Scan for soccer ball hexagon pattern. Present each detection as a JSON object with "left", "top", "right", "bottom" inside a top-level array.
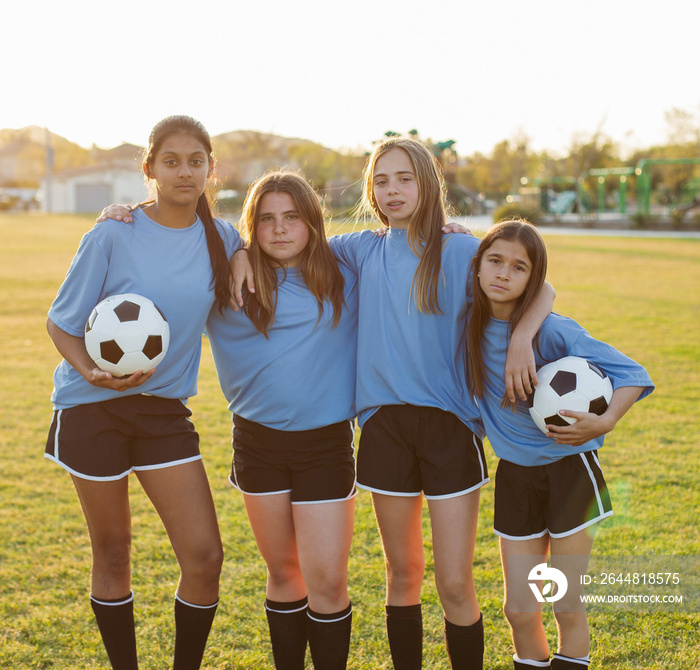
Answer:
[
  {"left": 85, "top": 293, "right": 170, "bottom": 377},
  {"left": 528, "top": 356, "right": 613, "bottom": 435}
]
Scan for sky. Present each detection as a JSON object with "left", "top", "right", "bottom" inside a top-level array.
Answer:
[{"left": 2, "top": 0, "right": 699, "bottom": 158}]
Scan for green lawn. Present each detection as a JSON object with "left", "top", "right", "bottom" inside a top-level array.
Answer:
[{"left": 0, "top": 213, "right": 698, "bottom": 669}]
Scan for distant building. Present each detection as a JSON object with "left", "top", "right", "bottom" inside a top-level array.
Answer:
[{"left": 45, "top": 162, "right": 147, "bottom": 214}]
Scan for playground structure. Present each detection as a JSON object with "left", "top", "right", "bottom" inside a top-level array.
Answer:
[{"left": 519, "top": 158, "right": 700, "bottom": 217}]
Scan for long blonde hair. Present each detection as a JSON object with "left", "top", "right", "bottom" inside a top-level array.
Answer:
[
  {"left": 357, "top": 138, "right": 448, "bottom": 314},
  {"left": 241, "top": 171, "right": 345, "bottom": 336}
]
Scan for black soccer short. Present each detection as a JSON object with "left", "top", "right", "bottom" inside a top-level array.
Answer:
[
  {"left": 230, "top": 415, "right": 356, "bottom": 504},
  {"left": 494, "top": 450, "right": 613, "bottom": 540},
  {"left": 356, "top": 405, "right": 489, "bottom": 499},
  {"left": 45, "top": 395, "right": 201, "bottom": 481}
]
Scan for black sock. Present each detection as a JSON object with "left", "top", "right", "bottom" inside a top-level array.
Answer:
[
  {"left": 444, "top": 614, "right": 484, "bottom": 670},
  {"left": 173, "top": 595, "right": 218, "bottom": 670},
  {"left": 552, "top": 654, "right": 589, "bottom": 669},
  {"left": 385, "top": 604, "right": 423, "bottom": 670},
  {"left": 306, "top": 603, "right": 352, "bottom": 670},
  {"left": 90, "top": 592, "right": 138, "bottom": 670},
  {"left": 265, "top": 597, "right": 309, "bottom": 670}
]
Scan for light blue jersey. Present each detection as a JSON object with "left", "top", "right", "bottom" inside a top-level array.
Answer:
[
  {"left": 49, "top": 208, "right": 241, "bottom": 409},
  {"left": 206, "top": 264, "right": 358, "bottom": 431},
  {"left": 478, "top": 313, "right": 654, "bottom": 466},
  {"left": 330, "top": 228, "right": 482, "bottom": 434}
]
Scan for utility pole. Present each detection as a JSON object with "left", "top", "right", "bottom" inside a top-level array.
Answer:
[{"left": 45, "top": 127, "right": 53, "bottom": 213}]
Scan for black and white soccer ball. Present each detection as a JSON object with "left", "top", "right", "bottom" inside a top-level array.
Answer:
[
  {"left": 85, "top": 293, "right": 169, "bottom": 377},
  {"left": 528, "top": 356, "right": 613, "bottom": 435}
]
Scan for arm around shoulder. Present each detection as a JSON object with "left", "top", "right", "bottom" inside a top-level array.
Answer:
[
  {"left": 505, "top": 281, "right": 556, "bottom": 402},
  {"left": 229, "top": 248, "right": 254, "bottom": 310},
  {"left": 327, "top": 230, "right": 369, "bottom": 271}
]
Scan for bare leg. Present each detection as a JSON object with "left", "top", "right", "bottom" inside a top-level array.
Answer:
[
  {"left": 500, "top": 536, "right": 551, "bottom": 662},
  {"left": 428, "top": 490, "right": 484, "bottom": 668},
  {"left": 550, "top": 530, "right": 594, "bottom": 659},
  {"left": 243, "top": 492, "right": 307, "bottom": 602},
  {"left": 71, "top": 475, "right": 137, "bottom": 669},
  {"left": 137, "top": 461, "right": 223, "bottom": 669},
  {"left": 293, "top": 498, "right": 354, "bottom": 613},
  {"left": 427, "top": 489, "right": 481, "bottom": 625},
  {"left": 372, "top": 493, "right": 425, "bottom": 670},
  {"left": 371, "top": 493, "right": 425, "bottom": 605},
  {"left": 136, "top": 460, "right": 223, "bottom": 605},
  {"left": 243, "top": 492, "right": 307, "bottom": 670},
  {"left": 71, "top": 475, "right": 132, "bottom": 599},
  {"left": 295, "top": 498, "right": 355, "bottom": 669}
]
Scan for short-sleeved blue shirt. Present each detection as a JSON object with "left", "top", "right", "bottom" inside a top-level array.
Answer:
[{"left": 49, "top": 208, "right": 241, "bottom": 408}]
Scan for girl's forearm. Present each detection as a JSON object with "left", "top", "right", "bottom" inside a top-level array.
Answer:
[
  {"left": 512, "top": 281, "right": 555, "bottom": 342},
  {"left": 46, "top": 318, "right": 97, "bottom": 379},
  {"left": 603, "top": 385, "right": 644, "bottom": 428}
]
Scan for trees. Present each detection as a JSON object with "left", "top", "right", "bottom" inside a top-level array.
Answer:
[{"left": 457, "top": 133, "right": 544, "bottom": 201}]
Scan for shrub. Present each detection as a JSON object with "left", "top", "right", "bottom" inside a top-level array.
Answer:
[
  {"left": 670, "top": 208, "right": 686, "bottom": 230},
  {"left": 630, "top": 212, "right": 649, "bottom": 229},
  {"left": 492, "top": 202, "right": 541, "bottom": 225}
]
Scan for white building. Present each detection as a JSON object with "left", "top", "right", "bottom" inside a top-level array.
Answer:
[{"left": 46, "top": 163, "right": 148, "bottom": 213}]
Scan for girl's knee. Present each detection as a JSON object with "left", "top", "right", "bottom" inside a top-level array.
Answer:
[
  {"left": 386, "top": 562, "right": 425, "bottom": 603},
  {"left": 553, "top": 607, "right": 587, "bottom": 631},
  {"left": 207, "top": 543, "right": 224, "bottom": 575},
  {"left": 91, "top": 535, "right": 131, "bottom": 575},
  {"left": 266, "top": 555, "right": 303, "bottom": 588},
  {"left": 387, "top": 552, "right": 425, "bottom": 584},
  {"left": 503, "top": 602, "right": 541, "bottom": 633},
  {"left": 181, "top": 540, "right": 224, "bottom": 582},
  {"left": 435, "top": 572, "right": 474, "bottom": 606},
  {"left": 308, "top": 568, "right": 347, "bottom": 600},
  {"left": 202, "top": 542, "right": 224, "bottom": 577}
]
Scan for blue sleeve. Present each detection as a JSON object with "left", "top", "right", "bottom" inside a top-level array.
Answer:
[
  {"left": 538, "top": 314, "right": 654, "bottom": 401},
  {"left": 48, "top": 232, "right": 109, "bottom": 337},
  {"left": 328, "top": 231, "right": 369, "bottom": 272},
  {"left": 449, "top": 233, "right": 479, "bottom": 306},
  {"left": 215, "top": 218, "right": 243, "bottom": 259}
]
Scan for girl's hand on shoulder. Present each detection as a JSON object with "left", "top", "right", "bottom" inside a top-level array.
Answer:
[
  {"left": 442, "top": 221, "right": 474, "bottom": 235},
  {"left": 86, "top": 367, "right": 156, "bottom": 391},
  {"left": 97, "top": 204, "right": 133, "bottom": 223},
  {"left": 504, "top": 334, "right": 538, "bottom": 403},
  {"left": 371, "top": 227, "right": 388, "bottom": 237},
  {"left": 229, "top": 248, "right": 254, "bottom": 311},
  {"left": 545, "top": 410, "right": 614, "bottom": 446}
]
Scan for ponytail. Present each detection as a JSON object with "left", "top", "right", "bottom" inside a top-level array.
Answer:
[{"left": 197, "top": 193, "right": 232, "bottom": 313}]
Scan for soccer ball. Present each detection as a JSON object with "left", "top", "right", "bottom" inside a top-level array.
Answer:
[
  {"left": 85, "top": 293, "right": 169, "bottom": 377},
  {"left": 528, "top": 356, "right": 613, "bottom": 435}
]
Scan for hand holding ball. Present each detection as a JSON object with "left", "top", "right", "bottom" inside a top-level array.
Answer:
[
  {"left": 528, "top": 356, "right": 613, "bottom": 435},
  {"left": 85, "top": 294, "right": 169, "bottom": 377}
]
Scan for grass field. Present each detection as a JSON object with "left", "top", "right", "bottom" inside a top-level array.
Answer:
[{"left": 0, "top": 213, "right": 698, "bottom": 669}]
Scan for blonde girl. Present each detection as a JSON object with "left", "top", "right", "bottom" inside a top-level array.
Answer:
[{"left": 327, "top": 139, "right": 555, "bottom": 669}]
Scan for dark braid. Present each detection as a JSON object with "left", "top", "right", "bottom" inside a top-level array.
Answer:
[{"left": 196, "top": 190, "right": 231, "bottom": 312}]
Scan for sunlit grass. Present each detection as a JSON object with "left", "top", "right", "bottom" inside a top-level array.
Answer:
[{"left": 0, "top": 213, "right": 698, "bottom": 668}]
